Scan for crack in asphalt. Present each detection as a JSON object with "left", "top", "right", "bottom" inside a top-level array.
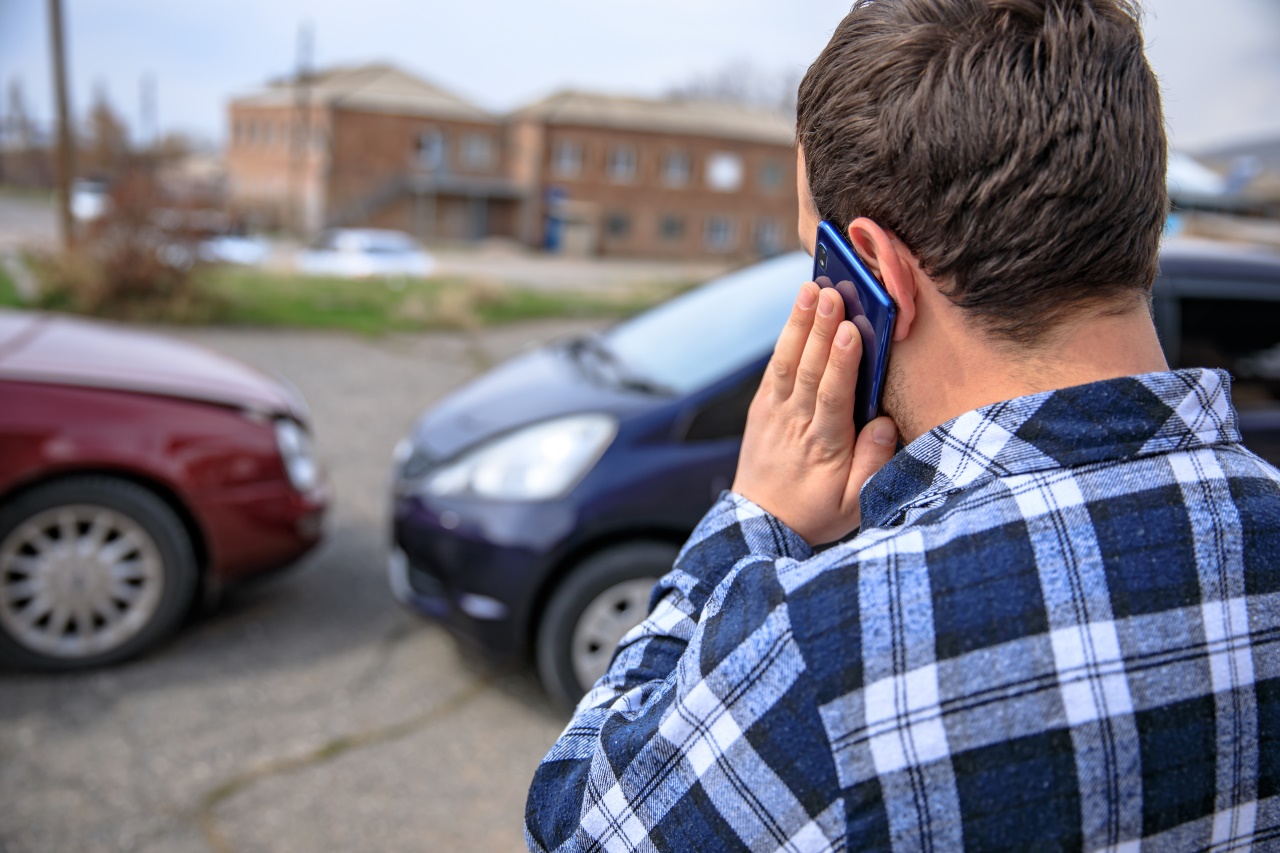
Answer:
[
  {"left": 346, "top": 618, "right": 418, "bottom": 697},
  {"left": 195, "top": 675, "right": 492, "bottom": 853}
]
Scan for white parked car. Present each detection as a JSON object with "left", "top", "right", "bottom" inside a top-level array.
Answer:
[
  {"left": 297, "top": 229, "right": 436, "bottom": 279},
  {"left": 199, "top": 234, "right": 271, "bottom": 267},
  {"left": 70, "top": 179, "right": 110, "bottom": 222}
]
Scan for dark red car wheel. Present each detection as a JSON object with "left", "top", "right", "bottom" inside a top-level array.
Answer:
[{"left": 0, "top": 477, "right": 198, "bottom": 670}]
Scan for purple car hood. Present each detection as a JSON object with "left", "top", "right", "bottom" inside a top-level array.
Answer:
[{"left": 412, "top": 343, "right": 661, "bottom": 461}]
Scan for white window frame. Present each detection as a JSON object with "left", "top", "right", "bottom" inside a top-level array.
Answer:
[
  {"left": 462, "top": 133, "right": 494, "bottom": 170},
  {"left": 605, "top": 212, "right": 631, "bottom": 240},
  {"left": 662, "top": 152, "right": 691, "bottom": 187},
  {"left": 607, "top": 145, "right": 638, "bottom": 184},
  {"left": 416, "top": 129, "right": 446, "bottom": 171},
  {"left": 754, "top": 217, "right": 783, "bottom": 255},
  {"left": 552, "top": 140, "right": 583, "bottom": 179},
  {"left": 758, "top": 160, "right": 786, "bottom": 192},
  {"left": 704, "top": 216, "right": 736, "bottom": 252},
  {"left": 658, "top": 214, "right": 685, "bottom": 242}
]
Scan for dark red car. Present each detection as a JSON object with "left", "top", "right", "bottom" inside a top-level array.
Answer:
[{"left": 0, "top": 310, "right": 328, "bottom": 669}]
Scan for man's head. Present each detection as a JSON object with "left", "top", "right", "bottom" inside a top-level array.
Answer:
[{"left": 796, "top": 0, "right": 1167, "bottom": 346}]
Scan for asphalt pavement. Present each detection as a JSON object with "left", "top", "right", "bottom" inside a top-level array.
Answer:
[
  {"left": 0, "top": 318, "right": 607, "bottom": 852},
  {"left": 0, "top": 193, "right": 55, "bottom": 252}
]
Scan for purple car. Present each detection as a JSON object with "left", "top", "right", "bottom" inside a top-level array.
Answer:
[{"left": 390, "top": 243, "right": 1280, "bottom": 708}]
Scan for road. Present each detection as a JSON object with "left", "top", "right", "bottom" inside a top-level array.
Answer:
[
  {"left": 0, "top": 318, "right": 607, "bottom": 852},
  {"left": 0, "top": 192, "right": 56, "bottom": 252}
]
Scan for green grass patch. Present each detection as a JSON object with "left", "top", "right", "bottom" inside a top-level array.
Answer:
[
  {"left": 195, "top": 267, "right": 686, "bottom": 334},
  {"left": 15, "top": 254, "right": 694, "bottom": 333},
  {"left": 0, "top": 261, "right": 21, "bottom": 307}
]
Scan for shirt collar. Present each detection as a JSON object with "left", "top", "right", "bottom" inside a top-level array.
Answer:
[{"left": 859, "top": 368, "right": 1242, "bottom": 529}]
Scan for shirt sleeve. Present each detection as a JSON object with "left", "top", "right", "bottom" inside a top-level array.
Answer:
[{"left": 525, "top": 493, "right": 847, "bottom": 852}]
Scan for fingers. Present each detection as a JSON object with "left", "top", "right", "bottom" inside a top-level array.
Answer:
[
  {"left": 812, "top": 319, "right": 861, "bottom": 438},
  {"left": 766, "top": 282, "right": 820, "bottom": 399},
  {"left": 846, "top": 415, "right": 899, "bottom": 509},
  {"left": 792, "top": 288, "right": 845, "bottom": 407}
]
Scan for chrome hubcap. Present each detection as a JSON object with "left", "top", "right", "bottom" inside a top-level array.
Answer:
[
  {"left": 570, "top": 577, "right": 657, "bottom": 690},
  {"left": 0, "top": 505, "right": 164, "bottom": 659}
]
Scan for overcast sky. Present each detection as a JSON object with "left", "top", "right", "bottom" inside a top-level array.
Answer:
[{"left": 1, "top": 0, "right": 1277, "bottom": 153}]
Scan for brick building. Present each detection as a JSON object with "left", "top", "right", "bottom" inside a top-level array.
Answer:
[
  {"left": 226, "top": 64, "right": 520, "bottom": 240},
  {"left": 510, "top": 91, "right": 798, "bottom": 258},
  {"left": 225, "top": 65, "right": 799, "bottom": 258}
]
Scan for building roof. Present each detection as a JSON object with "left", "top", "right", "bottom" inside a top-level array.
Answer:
[
  {"left": 513, "top": 90, "right": 795, "bottom": 146},
  {"left": 231, "top": 63, "right": 494, "bottom": 123}
]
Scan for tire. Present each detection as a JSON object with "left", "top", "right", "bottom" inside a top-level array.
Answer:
[
  {"left": 536, "top": 541, "right": 676, "bottom": 711},
  {"left": 0, "top": 477, "right": 198, "bottom": 670}
]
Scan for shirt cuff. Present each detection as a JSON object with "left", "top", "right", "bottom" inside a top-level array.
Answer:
[
  {"left": 723, "top": 491, "right": 814, "bottom": 558},
  {"left": 672, "top": 490, "right": 813, "bottom": 588}
]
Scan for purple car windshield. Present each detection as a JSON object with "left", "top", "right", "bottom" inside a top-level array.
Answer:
[{"left": 603, "top": 252, "right": 811, "bottom": 395}]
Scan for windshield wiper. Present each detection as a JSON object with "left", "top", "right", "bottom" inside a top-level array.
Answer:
[{"left": 566, "top": 335, "right": 673, "bottom": 395}]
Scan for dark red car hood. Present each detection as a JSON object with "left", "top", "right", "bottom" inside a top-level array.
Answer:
[{"left": 0, "top": 310, "right": 306, "bottom": 419}]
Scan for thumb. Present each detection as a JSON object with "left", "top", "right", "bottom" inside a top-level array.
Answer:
[{"left": 848, "top": 416, "right": 899, "bottom": 501}]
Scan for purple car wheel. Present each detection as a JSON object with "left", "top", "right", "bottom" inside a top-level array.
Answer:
[{"left": 536, "top": 541, "right": 676, "bottom": 711}]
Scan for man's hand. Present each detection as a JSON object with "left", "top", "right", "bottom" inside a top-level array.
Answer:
[{"left": 732, "top": 282, "right": 899, "bottom": 545}]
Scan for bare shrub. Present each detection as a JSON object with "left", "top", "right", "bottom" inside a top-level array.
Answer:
[
  {"left": 431, "top": 285, "right": 481, "bottom": 330},
  {"left": 37, "top": 170, "right": 222, "bottom": 322}
]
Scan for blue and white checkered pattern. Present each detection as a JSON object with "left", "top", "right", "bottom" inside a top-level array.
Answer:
[{"left": 526, "top": 368, "right": 1280, "bottom": 852}]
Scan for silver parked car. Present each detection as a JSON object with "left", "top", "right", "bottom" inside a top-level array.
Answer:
[{"left": 297, "top": 229, "right": 436, "bottom": 279}]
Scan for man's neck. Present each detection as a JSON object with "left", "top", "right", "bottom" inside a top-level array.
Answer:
[{"left": 889, "top": 298, "right": 1171, "bottom": 445}]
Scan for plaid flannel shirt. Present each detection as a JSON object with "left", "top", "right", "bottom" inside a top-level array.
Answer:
[{"left": 526, "top": 368, "right": 1280, "bottom": 852}]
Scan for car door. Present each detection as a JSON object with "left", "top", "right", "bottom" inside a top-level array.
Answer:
[{"left": 1154, "top": 271, "right": 1280, "bottom": 464}]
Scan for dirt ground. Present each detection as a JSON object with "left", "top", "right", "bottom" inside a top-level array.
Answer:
[{"left": 0, "top": 318, "right": 609, "bottom": 852}]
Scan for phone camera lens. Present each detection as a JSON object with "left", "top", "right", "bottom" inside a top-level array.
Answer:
[{"left": 817, "top": 244, "right": 827, "bottom": 269}]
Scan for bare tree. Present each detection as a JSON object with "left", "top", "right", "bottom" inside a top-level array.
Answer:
[
  {"left": 3, "top": 79, "right": 52, "bottom": 188},
  {"left": 7, "top": 81, "right": 34, "bottom": 144},
  {"left": 82, "top": 84, "right": 131, "bottom": 178}
]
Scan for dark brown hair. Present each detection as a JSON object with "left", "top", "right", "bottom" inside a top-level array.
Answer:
[{"left": 797, "top": 0, "right": 1168, "bottom": 344}]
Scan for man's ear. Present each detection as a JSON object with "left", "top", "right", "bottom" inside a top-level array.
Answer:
[{"left": 846, "top": 217, "right": 918, "bottom": 342}]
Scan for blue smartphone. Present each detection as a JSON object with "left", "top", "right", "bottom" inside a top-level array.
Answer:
[{"left": 812, "top": 221, "right": 897, "bottom": 432}]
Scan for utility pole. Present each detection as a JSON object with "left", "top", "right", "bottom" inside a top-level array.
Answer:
[
  {"left": 48, "top": 0, "right": 75, "bottom": 251},
  {"left": 289, "top": 23, "right": 313, "bottom": 236}
]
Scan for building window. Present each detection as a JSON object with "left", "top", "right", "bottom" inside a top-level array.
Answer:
[
  {"left": 605, "top": 212, "right": 631, "bottom": 239},
  {"left": 552, "top": 141, "right": 582, "bottom": 179},
  {"left": 758, "top": 160, "right": 786, "bottom": 192},
  {"left": 706, "top": 152, "right": 744, "bottom": 192},
  {"left": 705, "top": 216, "right": 736, "bottom": 251},
  {"left": 754, "top": 218, "right": 783, "bottom": 256},
  {"left": 607, "top": 146, "right": 637, "bottom": 183},
  {"left": 416, "top": 129, "right": 446, "bottom": 170},
  {"left": 462, "top": 133, "right": 494, "bottom": 170},
  {"left": 662, "top": 152, "right": 691, "bottom": 187},
  {"left": 659, "top": 215, "right": 685, "bottom": 242}
]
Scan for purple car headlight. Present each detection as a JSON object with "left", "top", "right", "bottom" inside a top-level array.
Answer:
[{"left": 419, "top": 414, "right": 616, "bottom": 501}]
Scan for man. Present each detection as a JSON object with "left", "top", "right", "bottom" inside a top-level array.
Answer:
[{"left": 526, "top": 0, "right": 1280, "bottom": 849}]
